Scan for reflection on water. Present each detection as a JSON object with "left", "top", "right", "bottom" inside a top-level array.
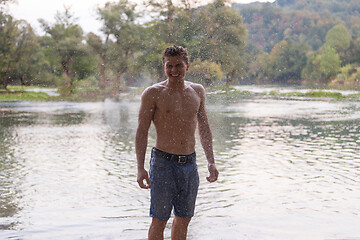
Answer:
[{"left": 0, "top": 94, "right": 360, "bottom": 239}]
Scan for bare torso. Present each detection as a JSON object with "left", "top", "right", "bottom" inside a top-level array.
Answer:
[
  {"left": 150, "top": 80, "right": 201, "bottom": 155},
  {"left": 136, "top": 52, "right": 218, "bottom": 190}
]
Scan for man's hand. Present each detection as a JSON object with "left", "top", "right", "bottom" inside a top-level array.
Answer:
[
  {"left": 137, "top": 168, "right": 150, "bottom": 189},
  {"left": 206, "top": 163, "right": 219, "bottom": 183}
]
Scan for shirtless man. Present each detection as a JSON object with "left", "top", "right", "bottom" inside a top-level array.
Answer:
[{"left": 136, "top": 45, "right": 219, "bottom": 240}]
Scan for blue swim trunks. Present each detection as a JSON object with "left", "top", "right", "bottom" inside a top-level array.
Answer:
[{"left": 149, "top": 147, "right": 199, "bottom": 221}]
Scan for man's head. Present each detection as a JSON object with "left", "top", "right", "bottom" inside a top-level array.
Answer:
[
  {"left": 162, "top": 45, "right": 190, "bottom": 82},
  {"left": 162, "top": 45, "right": 189, "bottom": 65}
]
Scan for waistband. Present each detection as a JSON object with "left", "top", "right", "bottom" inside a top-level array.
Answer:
[{"left": 152, "top": 147, "right": 196, "bottom": 164}]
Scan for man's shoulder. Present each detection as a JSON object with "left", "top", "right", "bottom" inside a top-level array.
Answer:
[
  {"left": 186, "top": 81, "right": 205, "bottom": 95},
  {"left": 142, "top": 81, "right": 166, "bottom": 97},
  {"left": 187, "top": 81, "right": 203, "bottom": 88}
]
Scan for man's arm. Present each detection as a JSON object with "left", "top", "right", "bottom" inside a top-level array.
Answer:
[
  {"left": 196, "top": 85, "right": 219, "bottom": 183},
  {"left": 136, "top": 87, "right": 156, "bottom": 189}
]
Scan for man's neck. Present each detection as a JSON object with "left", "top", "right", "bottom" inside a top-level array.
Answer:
[{"left": 166, "top": 79, "right": 186, "bottom": 90}]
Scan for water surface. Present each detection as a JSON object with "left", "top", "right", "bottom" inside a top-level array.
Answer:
[{"left": 1, "top": 91, "right": 360, "bottom": 239}]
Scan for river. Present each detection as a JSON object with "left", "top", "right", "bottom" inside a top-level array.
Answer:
[{"left": 1, "top": 86, "right": 360, "bottom": 239}]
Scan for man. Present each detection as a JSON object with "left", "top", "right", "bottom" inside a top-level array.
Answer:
[{"left": 136, "top": 45, "right": 219, "bottom": 240}]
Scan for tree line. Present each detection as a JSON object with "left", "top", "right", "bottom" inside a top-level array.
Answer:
[
  {"left": 1, "top": 0, "right": 360, "bottom": 98},
  {"left": 237, "top": 0, "right": 360, "bottom": 88}
]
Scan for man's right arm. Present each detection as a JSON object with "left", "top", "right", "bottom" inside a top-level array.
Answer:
[{"left": 135, "top": 87, "right": 156, "bottom": 189}]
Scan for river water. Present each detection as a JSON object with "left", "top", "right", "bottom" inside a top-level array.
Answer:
[{"left": 1, "top": 87, "right": 360, "bottom": 240}]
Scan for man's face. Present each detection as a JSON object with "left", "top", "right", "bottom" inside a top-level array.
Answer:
[{"left": 163, "top": 56, "right": 189, "bottom": 81}]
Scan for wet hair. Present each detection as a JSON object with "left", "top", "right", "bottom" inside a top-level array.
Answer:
[{"left": 162, "top": 45, "right": 189, "bottom": 64}]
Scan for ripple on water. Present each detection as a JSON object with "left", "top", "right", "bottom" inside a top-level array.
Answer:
[{"left": 1, "top": 99, "right": 360, "bottom": 239}]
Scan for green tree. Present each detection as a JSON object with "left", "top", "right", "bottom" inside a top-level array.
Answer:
[
  {"left": 0, "top": 13, "right": 17, "bottom": 89},
  {"left": 317, "top": 45, "right": 341, "bottom": 80},
  {"left": 11, "top": 21, "right": 49, "bottom": 86},
  {"left": 303, "top": 45, "right": 341, "bottom": 84},
  {"left": 343, "top": 35, "right": 360, "bottom": 64},
  {"left": 193, "top": 0, "right": 247, "bottom": 85},
  {"left": 187, "top": 58, "right": 223, "bottom": 86},
  {"left": 86, "top": 32, "right": 109, "bottom": 89},
  {"left": 39, "top": 7, "right": 86, "bottom": 94},
  {"left": 237, "top": 2, "right": 340, "bottom": 51},
  {"left": 98, "top": 0, "right": 143, "bottom": 92},
  {"left": 146, "top": 0, "right": 201, "bottom": 42},
  {"left": 141, "top": 0, "right": 246, "bottom": 86},
  {"left": 147, "top": 0, "right": 176, "bottom": 43},
  {"left": 138, "top": 0, "right": 195, "bottom": 83},
  {"left": 325, "top": 24, "right": 351, "bottom": 55},
  {"left": 1, "top": 13, "right": 52, "bottom": 89},
  {"left": 266, "top": 40, "right": 309, "bottom": 82},
  {"left": 137, "top": 24, "right": 168, "bottom": 82},
  {"left": 247, "top": 52, "right": 270, "bottom": 82}
]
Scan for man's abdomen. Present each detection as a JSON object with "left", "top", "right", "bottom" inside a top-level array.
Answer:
[
  {"left": 153, "top": 109, "right": 198, "bottom": 155},
  {"left": 155, "top": 126, "right": 196, "bottom": 155}
]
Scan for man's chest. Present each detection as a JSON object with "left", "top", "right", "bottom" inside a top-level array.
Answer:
[{"left": 156, "top": 91, "right": 201, "bottom": 117}]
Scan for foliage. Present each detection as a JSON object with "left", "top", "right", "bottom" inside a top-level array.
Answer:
[
  {"left": 272, "top": 0, "right": 360, "bottom": 37},
  {"left": 302, "top": 45, "right": 341, "bottom": 84},
  {"left": 0, "top": 12, "right": 18, "bottom": 89},
  {"left": 137, "top": 23, "right": 168, "bottom": 82},
  {"left": 97, "top": 0, "right": 144, "bottom": 91},
  {"left": 325, "top": 24, "right": 351, "bottom": 53},
  {"left": 138, "top": 0, "right": 247, "bottom": 86},
  {"left": 278, "top": 90, "right": 344, "bottom": 99},
  {"left": 343, "top": 36, "right": 360, "bottom": 65},
  {"left": 0, "top": 89, "right": 50, "bottom": 101},
  {"left": 11, "top": 22, "right": 53, "bottom": 87},
  {"left": 192, "top": 0, "right": 247, "bottom": 85},
  {"left": 235, "top": 0, "right": 359, "bottom": 87},
  {"left": 138, "top": 1, "right": 201, "bottom": 82},
  {"left": 2, "top": 0, "right": 360, "bottom": 98},
  {"left": 266, "top": 40, "right": 309, "bottom": 82},
  {"left": 187, "top": 58, "right": 223, "bottom": 86},
  {"left": 329, "top": 64, "right": 360, "bottom": 89},
  {"left": 207, "top": 86, "right": 360, "bottom": 101},
  {"left": 39, "top": 7, "right": 88, "bottom": 94},
  {"left": 86, "top": 32, "right": 108, "bottom": 88},
  {"left": 276, "top": 0, "right": 360, "bottom": 18},
  {"left": 237, "top": 4, "right": 341, "bottom": 52},
  {"left": 316, "top": 45, "right": 341, "bottom": 80}
]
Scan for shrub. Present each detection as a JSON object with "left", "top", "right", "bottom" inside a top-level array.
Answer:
[{"left": 187, "top": 59, "right": 223, "bottom": 86}]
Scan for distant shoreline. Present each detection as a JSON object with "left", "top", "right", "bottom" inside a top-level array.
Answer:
[{"left": 1, "top": 85, "right": 360, "bottom": 102}]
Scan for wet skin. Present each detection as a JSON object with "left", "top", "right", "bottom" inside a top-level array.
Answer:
[
  {"left": 136, "top": 56, "right": 218, "bottom": 189},
  {"left": 135, "top": 55, "right": 218, "bottom": 240},
  {"left": 140, "top": 56, "right": 203, "bottom": 154},
  {"left": 152, "top": 80, "right": 202, "bottom": 155}
]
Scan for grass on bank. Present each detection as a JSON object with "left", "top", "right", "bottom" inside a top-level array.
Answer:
[
  {"left": 2, "top": 85, "right": 360, "bottom": 102},
  {"left": 6, "top": 85, "right": 51, "bottom": 90},
  {"left": 272, "top": 90, "right": 360, "bottom": 99},
  {"left": 0, "top": 89, "right": 51, "bottom": 101},
  {"left": 209, "top": 86, "right": 252, "bottom": 95},
  {"left": 211, "top": 86, "right": 360, "bottom": 100},
  {"left": 0, "top": 85, "right": 130, "bottom": 102}
]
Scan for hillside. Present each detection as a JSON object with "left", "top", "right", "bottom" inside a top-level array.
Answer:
[{"left": 232, "top": 0, "right": 360, "bottom": 52}]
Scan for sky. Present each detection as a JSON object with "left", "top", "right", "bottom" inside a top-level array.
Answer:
[{"left": 7, "top": 0, "right": 275, "bottom": 35}]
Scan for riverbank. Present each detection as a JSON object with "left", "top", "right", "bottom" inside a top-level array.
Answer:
[
  {"left": 0, "top": 85, "right": 57, "bottom": 101},
  {"left": 0, "top": 85, "right": 118, "bottom": 102},
  {"left": 210, "top": 86, "right": 360, "bottom": 100},
  {"left": 1, "top": 85, "right": 360, "bottom": 102}
]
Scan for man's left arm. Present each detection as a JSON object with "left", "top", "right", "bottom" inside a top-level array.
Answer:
[{"left": 196, "top": 85, "right": 219, "bottom": 183}]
